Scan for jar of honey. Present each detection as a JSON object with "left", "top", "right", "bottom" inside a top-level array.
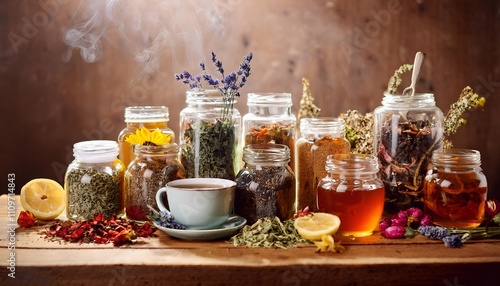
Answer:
[
  {"left": 317, "top": 154, "right": 385, "bottom": 237},
  {"left": 118, "top": 106, "right": 175, "bottom": 169},
  {"left": 423, "top": 149, "right": 487, "bottom": 228}
]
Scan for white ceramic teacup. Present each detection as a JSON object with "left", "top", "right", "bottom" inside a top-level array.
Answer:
[{"left": 156, "top": 178, "right": 236, "bottom": 230}]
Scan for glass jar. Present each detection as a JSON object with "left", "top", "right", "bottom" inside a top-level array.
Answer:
[
  {"left": 179, "top": 89, "right": 241, "bottom": 180},
  {"left": 242, "top": 93, "right": 297, "bottom": 171},
  {"left": 317, "top": 154, "right": 385, "bottom": 237},
  {"left": 118, "top": 106, "right": 175, "bottom": 169},
  {"left": 296, "top": 118, "right": 351, "bottom": 212},
  {"left": 235, "top": 144, "right": 295, "bottom": 224},
  {"left": 423, "top": 149, "right": 487, "bottom": 228},
  {"left": 124, "top": 144, "right": 185, "bottom": 221},
  {"left": 373, "top": 93, "right": 444, "bottom": 212},
  {"left": 65, "top": 140, "right": 124, "bottom": 221}
]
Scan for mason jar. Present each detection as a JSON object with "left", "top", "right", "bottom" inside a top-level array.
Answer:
[
  {"left": 118, "top": 106, "right": 175, "bottom": 169},
  {"left": 317, "top": 154, "right": 385, "bottom": 237},
  {"left": 423, "top": 149, "right": 487, "bottom": 228},
  {"left": 296, "top": 117, "right": 351, "bottom": 212},
  {"left": 179, "top": 89, "right": 241, "bottom": 180},
  {"left": 65, "top": 140, "right": 124, "bottom": 221},
  {"left": 373, "top": 93, "right": 444, "bottom": 213},
  {"left": 242, "top": 93, "right": 297, "bottom": 171},
  {"left": 235, "top": 144, "right": 295, "bottom": 224},
  {"left": 124, "top": 143, "right": 185, "bottom": 221}
]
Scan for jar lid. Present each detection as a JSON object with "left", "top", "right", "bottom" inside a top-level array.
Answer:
[
  {"left": 73, "top": 140, "right": 119, "bottom": 163},
  {"left": 381, "top": 93, "right": 436, "bottom": 108},
  {"left": 300, "top": 117, "right": 346, "bottom": 133},
  {"left": 243, "top": 144, "right": 290, "bottom": 164},
  {"left": 124, "top": 106, "right": 169, "bottom": 123},
  {"left": 326, "top": 154, "right": 379, "bottom": 175},
  {"left": 247, "top": 93, "right": 292, "bottom": 107},
  {"left": 431, "top": 149, "right": 481, "bottom": 167}
]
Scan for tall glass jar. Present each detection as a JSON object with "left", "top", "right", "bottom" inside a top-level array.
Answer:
[
  {"left": 423, "top": 149, "right": 487, "bottom": 228},
  {"left": 317, "top": 154, "right": 385, "bottom": 237},
  {"left": 242, "top": 93, "right": 297, "bottom": 171},
  {"left": 179, "top": 89, "right": 241, "bottom": 180},
  {"left": 235, "top": 144, "right": 295, "bottom": 224},
  {"left": 373, "top": 93, "right": 444, "bottom": 212},
  {"left": 296, "top": 117, "right": 351, "bottom": 212},
  {"left": 65, "top": 140, "right": 124, "bottom": 221},
  {"left": 118, "top": 106, "right": 175, "bottom": 169},
  {"left": 124, "top": 143, "right": 185, "bottom": 221}
]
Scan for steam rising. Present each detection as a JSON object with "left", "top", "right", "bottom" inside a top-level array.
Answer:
[{"left": 63, "top": 0, "right": 227, "bottom": 72}]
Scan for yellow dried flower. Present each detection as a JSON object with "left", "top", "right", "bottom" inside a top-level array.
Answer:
[
  {"left": 298, "top": 77, "right": 321, "bottom": 121},
  {"left": 444, "top": 86, "right": 486, "bottom": 139},
  {"left": 125, "top": 127, "right": 172, "bottom": 146},
  {"left": 313, "top": 234, "right": 345, "bottom": 253}
]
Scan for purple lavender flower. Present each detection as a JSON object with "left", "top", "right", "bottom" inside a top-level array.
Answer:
[
  {"left": 382, "top": 226, "right": 406, "bottom": 239},
  {"left": 417, "top": 225, "right": 449, "bottom": 240},
  {"left": 442, "top": 235, "right": 463, "bottom": 248}
]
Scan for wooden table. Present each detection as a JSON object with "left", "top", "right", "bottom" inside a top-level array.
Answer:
[{"left": 1, "top": 195, "right": 499, "bottom": 285}]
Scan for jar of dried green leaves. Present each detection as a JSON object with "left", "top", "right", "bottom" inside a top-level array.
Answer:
[
  {"left": 124, "top": 143, "right": 185, "bottom": 221},
  {"left": 65, "top": 140, "right": 125, "bottom": 221},
  {"left": 374, "top": 93, "right": 444, "bottom": 213},
  {"left": 235, "top": 144, "right": 295, "bottom": 224}
]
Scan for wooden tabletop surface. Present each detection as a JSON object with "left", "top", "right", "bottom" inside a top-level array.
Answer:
[{"left": 1, "top": 194, "right": 499, "bottom": 286}]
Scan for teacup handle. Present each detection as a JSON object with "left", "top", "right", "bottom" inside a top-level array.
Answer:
[{"left": 156, "top": 187, "right": 171, "bottom": 215}]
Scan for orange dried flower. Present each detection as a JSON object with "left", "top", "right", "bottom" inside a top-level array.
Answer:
[{"left": 17, "top": 210, "right": 37, "bottom": 228}]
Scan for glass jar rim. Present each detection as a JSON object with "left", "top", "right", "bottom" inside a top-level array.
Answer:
[
  {"left": 243, "top": 144, "right": 290, "bottom": 163},
  {"left": 134, "top": 143, "right": 179, "bottom": 155},
  {"left": 326, "top": 154, "right": 379, "bottom": 174},
  {"left": 124, "top": 106, "right": 169, "bottom": 123},
  {"left": 247, "top": 93, "right": 292, "bottom": 107},
  {"left": 381, "top": 93, "right": 436, "bottom": 108},
  {"left": 431, "top": 148, "right": 481, "bottom": 167},
  {"left": 73, "top": 140, "right": 119, "bottom": 163},
  {"left": 186, "top": 89, "right": 237, "bottom": 105},
  {"left": 300, "top": 117, "right": 346, "bottom": 133}
]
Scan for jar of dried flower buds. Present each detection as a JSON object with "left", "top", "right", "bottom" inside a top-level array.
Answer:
[
  {"left": 242, "top": 93, "right": 297, "bottom": 171},
  {"left": 373, "top": 93, "right": 444, "bottom": 213},
  {"left": 65, "top": 140, "right": 125, "bottom": 221},
  {"left": 423, "top": 149, "right": 487, "bottom": 228},
  {"left": 296, "top": 117, "right": 351, "bottom": 212},
  {"left": 118, "top": 106, "right": 175, "bottom": 169},
  {"left": 124, "top": 143, "right": 185, "bottom": 221},
  {"left": 235, "top": 144, "right": 295, "bottom": 224}
]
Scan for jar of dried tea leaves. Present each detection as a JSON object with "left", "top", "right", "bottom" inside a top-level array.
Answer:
[
  {"left": 373, "top": 93, "right": 443, "bottom": 212},
  {"left": 423, "top": 149, "right": 487, "bottom": 228},
  {"left": 179, "top": 89, "right": 241, "bottom": 180},
  {"left": 242, "top": 93, "right": 297, "bottom": 171},
  {"left": 124, "top": 143, "right": 185, "bottom": 221},
  {"left": 296, "top": 117, "right": 351, "bottom": 212},
  {"left": 65, "top": 140, "right": 125, "bottom": 221},
  {"left": 235, "top": 144, "right": 295, "bottom": 224},
  {"left": 118, "top": 106, "right": 175, "bottom": 169}
]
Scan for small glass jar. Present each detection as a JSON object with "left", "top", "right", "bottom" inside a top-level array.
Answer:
[
  {"left": 65, "top": 140, "right": 124, "bottom": 221},
  {"left": 373, "top": 93, "right": 444, "bottom": 212},
  {"left": 235, "top": 144, "right": 295, "bottom": 224},
  {"left": 317, "top": 154, "right": 385, "bottom": 237},
  {"left": 423, "top": 149, "right": 487, "bottom": 228},
  {"left": 118, "top": 106, "right": 175, "bottom": 169},
  {"left": 124, "top": 143, "right": 185, "bottom": 221},
  {"left": 179, "top": 89, "right": 241, "bottom": 180},
  {"left": 242, "top": 93, "right": 297, "bottom": 171},
  {"left": 296, "top": 117, "right": 351, "bottom": 212}
]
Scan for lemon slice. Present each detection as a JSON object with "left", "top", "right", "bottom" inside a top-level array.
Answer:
[
  {"left": 294, "top": 212, "right": 341, "bottom": 241},
  {"left": 20, "top": 178, "right": 66, "bottom": 220}
]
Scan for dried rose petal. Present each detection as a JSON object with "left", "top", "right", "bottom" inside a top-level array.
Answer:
[
  {"left": 407, "top": 207, "right": 423, "bottom": 219},
  {"left": 17, "top": 211, "right": 37, "bottom": 228},
  {"left": 420, "top": 214, "right": 433, "bottom": 226},
  {"left": 391, "top": 217, "right": 408, "bottom": 227},
  {"left": 379, "top": 217, "right": 391, "bottom": 232},
  {"left": 382, "top": 225, "right": 406, "bottom": 239},
  {"left": 294, "top": 206, "right": 313, "bottom": 218},
  {"left": 396, "top": 210, "right": 409, "bottom": 220},
  {"left": 485, "top": 199, "right": 500, "bottom": 220}
]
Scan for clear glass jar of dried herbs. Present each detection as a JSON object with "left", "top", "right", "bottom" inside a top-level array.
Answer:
[
  {"left": 374, "top": 93, "right": 444, "bottom": 213},
  {"left": 118, "top": 106, "right": 175, "bottom": 169},
  {"left": 296, "top": 117, "right": 351, "bottom": 212},
  {"left": 179, "top": 89, "right": 241, "bottom": 180},
  {"left": 235, "top": 144, "right": 295, "bottom": 224},
  {"left": 124, "top": 143, "right": 185, "bottom": 221},
  {"left": 65, "top": 140, "right": 125, "bottom": 221},
  {"left": 242, "top": 93, "right": 297, "bottom": 171}
]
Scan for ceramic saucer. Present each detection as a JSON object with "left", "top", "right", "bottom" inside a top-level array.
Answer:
[{"left": 153, "top": 215, "right": 247, "bottom": 241}]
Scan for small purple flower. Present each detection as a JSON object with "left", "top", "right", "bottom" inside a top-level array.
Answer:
[
  {"left": 391, "top": 217, "right": 408, "bottom": 227},
  {"left": 200, "top": 62, "right": 205, "bottom": 71},
  {"left": 379, "top": 217, "right": 391, "bottom": 232},
  {"left": 382, "top": 226, "right": 406, "bottom": 239},
  {"left": 396, "top": 210, "right": 409, "bottom": 220},
  {"left": 442, "top": 235, "right": 463, "bottom": 248},
  {"left": 417, "top": 225, "right": 449, "bottom": 240},
  {"left": 407, "top": 207, "right": 423, "bottom": 219},
  {"left": 420, "top": 214, "right": 433, "bottom": 226}
]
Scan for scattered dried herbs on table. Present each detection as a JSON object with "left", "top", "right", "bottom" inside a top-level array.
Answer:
[
  {"left": 229, "top": 217, "right": 307, "bottom": 249},
  {"left": 66, "top": 168, "right": 122, "bottom": 221},
  {"left": 181, "top": 120, "right": 237, "bottom": 179}
]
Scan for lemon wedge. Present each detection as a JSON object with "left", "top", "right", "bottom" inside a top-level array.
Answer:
[
  {"left": 20, "top": 178, "right": 65, "bottom": 220},
  {"left": 294, "top": 212, "right": 341, "bottom": 241}
]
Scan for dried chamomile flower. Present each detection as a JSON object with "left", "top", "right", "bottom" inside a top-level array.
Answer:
[{"left": 298, "top": 77, "right": 321, "bottom": 121}]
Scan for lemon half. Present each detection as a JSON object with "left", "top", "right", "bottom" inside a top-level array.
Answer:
[
  {"left": 294, "top": 212, "right": 341, "bottom": 241},
  {"left": 20, "top": 178, "right": 65, "bottom": 220}
]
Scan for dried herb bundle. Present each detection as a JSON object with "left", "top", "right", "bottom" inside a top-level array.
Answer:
[{"left": 229, "top": 217, "right": 307, "bottom": 249}]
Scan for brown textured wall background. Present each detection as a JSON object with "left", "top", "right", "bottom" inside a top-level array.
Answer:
[{"left": 1, "top": 0, "right": 499, "bottom": 199}]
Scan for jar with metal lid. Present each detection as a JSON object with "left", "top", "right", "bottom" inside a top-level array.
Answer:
[
  {"left": 65, "top": 140, "right": 124, "bottom": 221},
  {"left": 317, "top": 154, "right": 385, "bottom": 237},
  {"left": 124, "top": 143, "right": 185, "bottom": 221},
  {"left": 373, "top": 93, "right": 444, "bottom": 212},
  {"left": 118, "top": 106, "right": 175, "bottom": 169},
  {"left": 423, "top": 149, "right": 487, "bottom": 228},
  {"left": 235, "top": 144, "right": 295, "bottom": 224},
  {"left": 242, "top": 93, "right": 297, "bottom": 171},
  {"left": 296, "top": 117, "right": 351, "bottom": 212},
  {"left": 179, "top": 89, "right": 241, "bottom": 180}
]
